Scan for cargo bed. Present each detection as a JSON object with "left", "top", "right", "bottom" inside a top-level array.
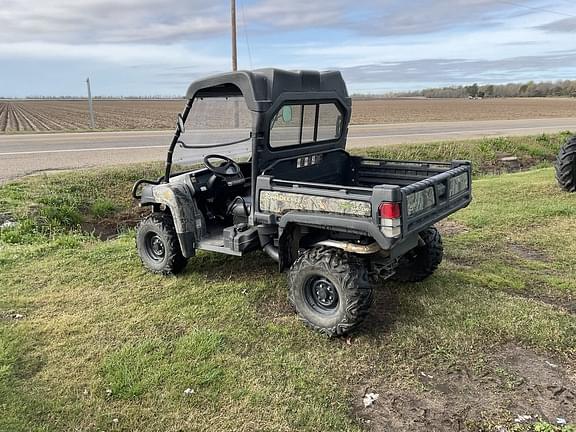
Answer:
[{"left": 255, "top": 152, "right": 472, "bottom": 246}]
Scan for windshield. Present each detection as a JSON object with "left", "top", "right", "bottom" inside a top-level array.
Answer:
[
  {"left": 269, "top": 102, "right": 343, "bottom": 148},
  {"left": 173, "top": 96, "right": 253, "bottom": 167}
]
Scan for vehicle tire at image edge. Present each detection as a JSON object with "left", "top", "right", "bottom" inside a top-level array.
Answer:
[
  {"left": 136, "top": 212, "right": 188, "bottom": 275},
  {"left": 555, "top": 135, "right": 576, "bottom": 193},
  {"left": 287, "top": 247, "right": 373, "bottom": 337}
]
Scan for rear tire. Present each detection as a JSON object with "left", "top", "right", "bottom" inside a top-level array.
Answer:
[
  {"left": 393, "top": 227, "right": 443, "bottom": 282},
  {"left": 288, "top": 247, "right": 373, "bottom": 337},
  {"left": 136, "top": 212, "right": 188, "bottom": 275},
  {"left": 555, "top": 135, "right": 576, "bottom": 193}
]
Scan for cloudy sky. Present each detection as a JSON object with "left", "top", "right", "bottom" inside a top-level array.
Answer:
[{"left": 1, "top": 0, "right": 575, "bottom": 96}]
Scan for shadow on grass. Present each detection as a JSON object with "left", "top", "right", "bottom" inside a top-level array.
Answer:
[
  {"left": 178, "top": 251, "right": 437, "bottom": 338},
  {"left": 185, "top": 251, "right": 278, "bottom": 282}
]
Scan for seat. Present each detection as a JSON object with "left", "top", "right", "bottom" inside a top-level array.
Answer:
[{"left": 228, "top": 196, "right": 252, "bottom": 218}]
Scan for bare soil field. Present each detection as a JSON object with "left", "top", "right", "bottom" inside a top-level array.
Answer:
[
  {"left": 353, "top": 97, "right": 576, "bottom": 124},
  {"left": 0, "top": 97, "right": 575, "bottom": 133}
]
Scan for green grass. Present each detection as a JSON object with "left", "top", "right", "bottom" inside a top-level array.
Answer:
[
  {"left": 1, "top": 134, "right": 575, "bottom": 431},
  {"left": 357, "top": 131, "right": 573, "bottom": 175}
]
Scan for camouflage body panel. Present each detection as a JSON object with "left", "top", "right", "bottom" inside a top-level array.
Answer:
[
  {"left": 151, "top": 183, "right": 206, "bottom": 238},
  {"left": 406, "top": 186, "right": 435, "bottom": 216},
  {"left": 259, "top": 190, "right": 371, "bottom": 217}
]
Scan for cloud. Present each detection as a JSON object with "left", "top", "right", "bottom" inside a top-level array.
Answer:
[
  {"left": 243, "top": 0, "right": 535, "bottom": 35},
  {"left": 340, "top": 50, "right": 576, "bottom": 89},
  {"left": 537, "top": 17, "right": 576, "bottom": 33},
  {"left": 1, "top": 0, "right": 575, "bottom": 96},
  {"left": 354, "top": 0, "right": 535, "bottom": 35},
  {"left": 0, "top": 0, "right": 549, "bottom": 46},
  {"left": 0, "top": 41, "right": 228, "bottom": 68},
  {"left": 0, "top": 0, "right": 228, "bottom": 44},
  {"left": 244, "top": 0, "right": 350, "bottom": 29}
]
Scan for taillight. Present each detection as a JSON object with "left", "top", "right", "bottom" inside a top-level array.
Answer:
[
  {"left": 378, "top": 202, "right": 402, "bottom": 238},
  {"left": 379, "top": 202, "right": 401, "bottom": 219}
]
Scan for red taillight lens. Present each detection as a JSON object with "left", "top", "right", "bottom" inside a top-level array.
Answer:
[{"left": 379, "top": 202, "right": 401, "bottom": 219}]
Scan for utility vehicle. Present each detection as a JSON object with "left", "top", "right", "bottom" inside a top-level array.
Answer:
[{"left": 132, "top": 69, "right": 472, "bottom": 336}]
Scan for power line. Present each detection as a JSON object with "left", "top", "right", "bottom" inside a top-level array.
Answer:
[
  {"left": 239, "top": 0, "right": 254, "bottom": 70},
  {"left": 496, "top": 0, "right": 576, "bottom": 19}
]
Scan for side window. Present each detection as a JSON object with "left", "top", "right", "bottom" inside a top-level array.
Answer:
[
  {"left": 301, "top": 104, "right": 316, "bottom": 143},
  {"left": 269, "top": 102, "right": 343, "bottom": 148},
  {"left": 269, "top": 105, "right": 302, "bottom": 148},
  {"left": 317, "top": 104, "right": 342, "bottom": 141}
]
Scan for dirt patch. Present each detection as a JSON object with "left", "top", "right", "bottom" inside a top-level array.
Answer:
[
  {"left": 353, "top": 345, "right": 575, "bottom": 431},
  {"left": 481, "top": 154, "right": 555, "bottom": 176},
  {"left": 508, "top": 243, "right": 549, "bottom": 262},
  {"left": 81, "top": 208, "right": 146, "bottom": 240},
  {"left": 436, "top": 220, "right": 469, "bottom": 237},
  {"left": 509, "top": 288, "right": 576, "bottom": 316}
]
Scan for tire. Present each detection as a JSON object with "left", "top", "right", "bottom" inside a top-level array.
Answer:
[
  {"left": 136, "top": 212, "right": 188, "bottom": 275},
  {"left": 288, "top": 247, "right": 373, "bottom": 337},
  {"left": 393, "top": 227, "right": 443, "bottom": 282},
  {"left": 555, "top": 135, "right": 576, "bottom": 193}
]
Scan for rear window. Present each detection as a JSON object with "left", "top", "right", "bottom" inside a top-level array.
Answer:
[{"left": 269, "top": 102, "right": 343, "bottom": 148}]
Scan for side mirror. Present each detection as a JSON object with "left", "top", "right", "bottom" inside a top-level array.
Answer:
[
  {"left": 177, "top": 113, "right": 185, "bottom": 134},
  {"left": 281, "top": 105, "right": 293, "bottom": 123}
]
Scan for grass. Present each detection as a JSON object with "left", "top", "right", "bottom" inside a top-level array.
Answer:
[
  {"left": 356, "top": 131, "right": 573, "bottom": 175},
  {"left": 1, "top": 134, "right": 575, "bottom": 431}
]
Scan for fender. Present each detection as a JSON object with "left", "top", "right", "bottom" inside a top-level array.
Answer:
[{"left": 142, "top": 183, "right": 206, "bottom": 258}]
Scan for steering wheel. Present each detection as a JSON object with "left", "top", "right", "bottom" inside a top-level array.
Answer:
[{"left": 203, "top": 154, "right": 242, "bottom": 177}]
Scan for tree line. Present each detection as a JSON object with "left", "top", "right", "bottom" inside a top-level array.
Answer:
[{"left": 395, "top": 80, "right": 576, "bottom": 98}]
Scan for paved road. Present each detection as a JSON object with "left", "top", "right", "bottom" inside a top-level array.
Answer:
[{"left": 0, "top": 117, "right": 573, "bottom": 183}]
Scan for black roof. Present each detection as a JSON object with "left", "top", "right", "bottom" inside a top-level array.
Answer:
[{"left": 185, "top": 68, "right": 350, "bottom": 112}]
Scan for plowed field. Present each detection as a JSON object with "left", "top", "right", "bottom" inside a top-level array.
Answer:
[{"left": 1, "top": 97, "right": 575, "bottom": 133}]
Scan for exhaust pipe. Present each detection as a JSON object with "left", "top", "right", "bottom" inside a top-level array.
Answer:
[
  {"left": 263, "top": 243, "right": 279, "bottom": 262},
  {"left": 258, "top": 225, "right": 279, "bottom": 262}
]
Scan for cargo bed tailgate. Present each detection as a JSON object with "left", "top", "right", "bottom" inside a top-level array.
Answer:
[{"left": 400, "top": 162, "right": 472, "bottom": 237}]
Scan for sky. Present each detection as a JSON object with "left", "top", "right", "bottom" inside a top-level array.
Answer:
[{"left": 0, "top": 0, "right": 575, "bottom": 96}]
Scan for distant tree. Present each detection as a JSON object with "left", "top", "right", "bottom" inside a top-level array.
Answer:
[
  {"left": 486, "top": 85, "right": 494, "bottom": 97},
  {"left": 465, "top": 83, "right": 479, "bottom": 97},
  {"left": 391, "top": 79, "right": 576, "bottom": 98}
]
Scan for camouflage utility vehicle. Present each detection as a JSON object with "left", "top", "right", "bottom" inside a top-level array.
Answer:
[
  {"left": 556, "top": 135, "right": 576, "bottom": 192},
  {"left": 133, "top": 69, "right": 472, "bottom": 336}
]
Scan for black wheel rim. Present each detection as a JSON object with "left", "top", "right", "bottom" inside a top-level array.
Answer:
[
  {"left": 304, "top": 276, "right": 339, "bottom": 314},
  {"left": 145, "top": 232, "right": 165, "bottom": 262}
]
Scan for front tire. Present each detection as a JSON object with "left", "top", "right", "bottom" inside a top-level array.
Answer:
[
  {"left": 555, "top": 135, "right": 576, "bottom": 193},
  {"left": 288, "top": 247, "right": 373, "bottom": 337},
  {"left": 393, "top": 227, "right": 443, "bottom": 282},
  {"left": 136, "top": 212, "right": 188, "bottom": 275}
]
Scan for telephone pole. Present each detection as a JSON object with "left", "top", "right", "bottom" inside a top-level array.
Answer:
[
  {"left": 86, "top": 77, "right": 95, "bottom": 129},
  {"left": 231, "top": 0, "right": 238, "bottom": 71}
]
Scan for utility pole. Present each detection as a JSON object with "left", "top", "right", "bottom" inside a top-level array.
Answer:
[
  {"left": 231, "top": 0, "right": 240, "bottom": 128},
  {"left": 231, "top": 0, "right": 238, "bottom": 71},
  {"left": 86, "top": 77, "right": 95, "bottom": 129}
]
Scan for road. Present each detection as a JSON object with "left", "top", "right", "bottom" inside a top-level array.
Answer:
[{"left": 0, "top": 117, "right": 574, "bottom": 183}]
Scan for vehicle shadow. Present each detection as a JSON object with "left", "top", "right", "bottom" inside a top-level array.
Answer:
[
  {"left": 183, "top": 251, "right": 430, "bottom": 339},
  {"left": 359, "top": 280, "right": 427, "bottom": 338},
  {"left": 184, "top": 251, "right": 278, "bottom": 282}
]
